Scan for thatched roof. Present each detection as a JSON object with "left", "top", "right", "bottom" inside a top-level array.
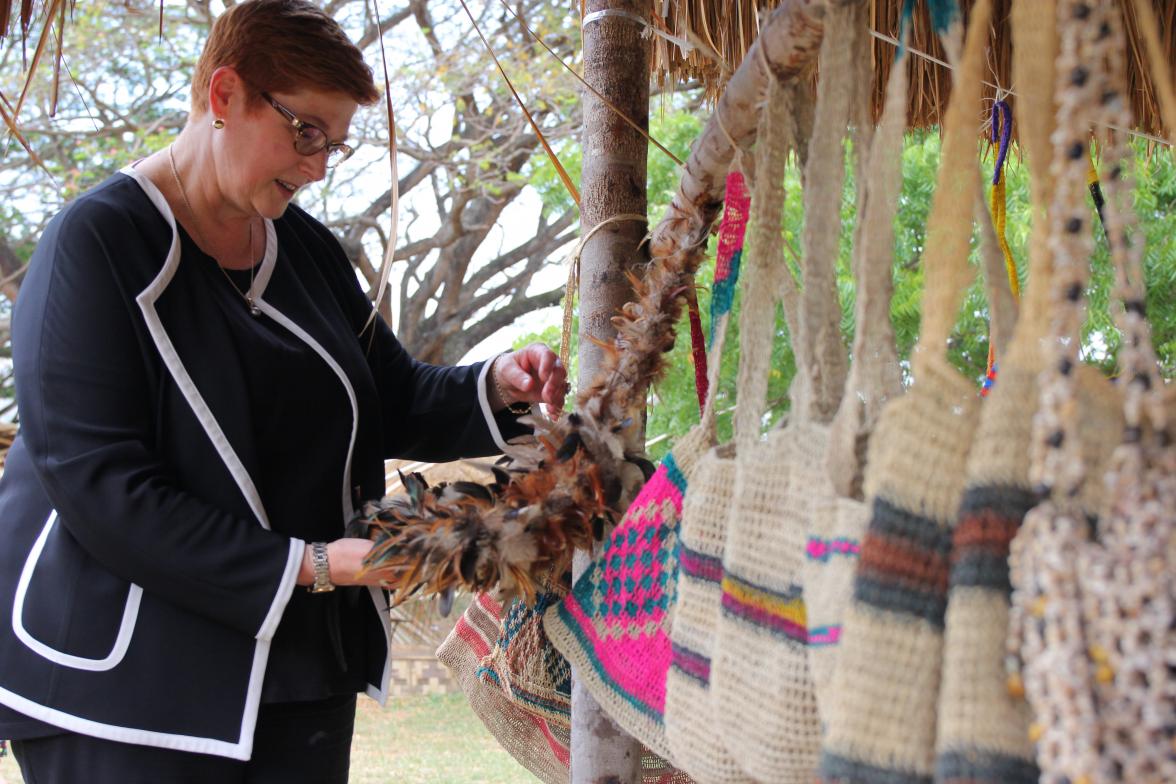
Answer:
[{"left": 647, "top": 0, "right": 1175, "bottom": 141}]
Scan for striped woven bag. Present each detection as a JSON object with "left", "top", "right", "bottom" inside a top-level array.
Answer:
[
  {"left": 663, "top": 80, "right": 799, "bottom": 784},
  {"left": 816, "top": 2, "right": 995, "bottom": 782},
  {"left": 543, "top": 171, "right": 750, "bottom": 763},
  {"left": 807, "top": 0, "right": 910, "bottom": 724},
  {"left": 438, "top": 594, "right": 571, "bottom": 784},
  {"left": 931, "top": 6, "right": 1118, "bottom": 782},
  {"left": 706, "top": 4, "right": 871, "bottom": 780}
]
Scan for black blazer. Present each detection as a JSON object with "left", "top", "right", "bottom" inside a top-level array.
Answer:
[{"left": 0, "top": 167, "right": 521, "bottom": 759}]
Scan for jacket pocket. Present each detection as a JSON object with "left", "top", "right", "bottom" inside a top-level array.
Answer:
[{"left": 12, "top": 510, "right": 142, "bottom": 671}]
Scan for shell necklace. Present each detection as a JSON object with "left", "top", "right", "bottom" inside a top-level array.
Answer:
[{"left": 167, "top": 145, "right": 262, "bottom": 317}]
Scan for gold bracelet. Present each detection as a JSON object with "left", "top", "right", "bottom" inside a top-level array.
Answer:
[{"left": 493, "top": 356, "right": 531, "bottom": 415}]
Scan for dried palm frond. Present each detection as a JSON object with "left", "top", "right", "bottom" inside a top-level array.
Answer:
[
  {"left": 355, "top": 0, "right": 828, "bottom": 605},
  {"left": 649, "top": 0, "right": 1175, "bottom": 142},
  {"left": 2, "top": 0, "right": 1173, "bottom": 142}
]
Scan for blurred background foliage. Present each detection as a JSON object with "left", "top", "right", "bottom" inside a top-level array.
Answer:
[{"left": 519, "top": 129, "right": 1176, "bottom": 462}]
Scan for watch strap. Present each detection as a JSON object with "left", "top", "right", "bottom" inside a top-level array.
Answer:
[{"left": 309, "top": 541, "right": 335, "bottom": 593}]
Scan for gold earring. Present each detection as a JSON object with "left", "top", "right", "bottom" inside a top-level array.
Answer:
[{"left": 212, "top": 118, "right": 225, "bottom": 130}]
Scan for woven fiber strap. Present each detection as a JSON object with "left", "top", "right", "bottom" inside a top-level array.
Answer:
[
  {"left": 543, "top": 171, "right": 752, "bottom": 762},
  {"left": 791, "top": 0, "right": 853, "bottom": 425},
  {"left": 823, "top": 0, "right": 907, "bottom": 501},
  {"left": 438, "top": 594, "right": 570, "bottom": 784},
  {"left": 689, "top": 169, "right": 750, "bottom": 414},
  {"left": 817, "top": 2, "right": 993, "bottom": 781},
  {"left": 710, "top": 172, "right": 751, "bottom": 336},
  {"left": 665, "top": 441, "right": 747, "bottom": 784}
]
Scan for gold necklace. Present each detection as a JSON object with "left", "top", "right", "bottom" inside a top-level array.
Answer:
[{"left": 167, "top": 145, "right": 262, "bottom": 317}]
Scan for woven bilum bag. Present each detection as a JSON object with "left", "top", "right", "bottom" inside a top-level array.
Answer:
[
  {"left": 930, "top": 6, "right": 1118, "bottom": 781},
  {"left": 705, "top": 4, "right": 875, "bottom": 780},
  {"left": 660, "top": 219, "right": 754, "bottom": 783},
  {"left": 1007, "top": 3, "right": 1174, "bottom": 782},
  {"left": 438, "top": 594, "right": 570, "bottom": 784},
  {"left": 663, "top": 435, "right": 739, "bottom": 783},
  {"left": 799, "top": 0, "right": 912, "bottom": 725},
  {"left": 643, "top": 749, "right": 698, "bottom": 784},
  {"left": 663, "top": 78, "right": 807, "bottom": 784},
  {"left": 476, "top": 573, "right": 572, "bottom": 730},
  {"left": 542, "top": 171, "right": 750, "bottom": 765},
  {"left": 816, "top": 1, "right": 996, "bottom": 781}
]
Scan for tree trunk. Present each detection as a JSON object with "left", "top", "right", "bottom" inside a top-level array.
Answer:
[{"left": 572, "top": 1, "right": 650, "bottom": 782}]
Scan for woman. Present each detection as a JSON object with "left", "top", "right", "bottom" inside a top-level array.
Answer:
[{"left": 0, "top": 1, "right": 567, "bottom": 780}]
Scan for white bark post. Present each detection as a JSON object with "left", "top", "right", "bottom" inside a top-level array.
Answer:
[{"left": 572, "top": 1, "right": 650, "bottom": 782}]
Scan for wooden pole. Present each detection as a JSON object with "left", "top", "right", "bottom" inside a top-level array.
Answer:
[{"left": 572, "top": 1, "right": 650, "bottom": 782}]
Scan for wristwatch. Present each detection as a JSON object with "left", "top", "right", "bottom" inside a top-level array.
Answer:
[{"left": 309, "top": 541, "right": 335, "bottom": 593}]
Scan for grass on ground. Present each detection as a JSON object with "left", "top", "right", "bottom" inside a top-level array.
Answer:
[{"left": 0, "top": 693, "right": 542, "bottom": 784}]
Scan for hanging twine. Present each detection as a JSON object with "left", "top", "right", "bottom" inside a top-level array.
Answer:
[{"left": 559, "top": 213, "right": 650, "bottom": 377}]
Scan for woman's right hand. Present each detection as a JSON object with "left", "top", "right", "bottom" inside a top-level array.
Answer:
[{"left": 296, "top": 538, "right": 387, "bottom": 588}]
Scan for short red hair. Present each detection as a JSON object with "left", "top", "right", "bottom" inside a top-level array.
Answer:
[{"left": 191, "top": 0, "right": 379, "bottom": 113}]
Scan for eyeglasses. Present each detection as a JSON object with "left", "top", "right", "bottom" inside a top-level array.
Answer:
[{"left": 261, "top": 92, "right": 354, "bottom": 168}]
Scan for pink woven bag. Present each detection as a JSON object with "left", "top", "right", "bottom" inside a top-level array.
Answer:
[{"left": 543, "top": 172, "right": 750, "bottom": 762}]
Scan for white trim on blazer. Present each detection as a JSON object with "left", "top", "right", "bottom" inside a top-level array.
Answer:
[{"left": 12, "top": 511, "right": 143, "bottom": 672}]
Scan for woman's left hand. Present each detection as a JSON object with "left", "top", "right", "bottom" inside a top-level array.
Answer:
[{"left": 492, "top": 344, "right": 569, "bottom": 413}]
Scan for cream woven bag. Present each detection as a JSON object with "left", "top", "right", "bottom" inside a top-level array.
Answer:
[
  {"left": 932, "top": 6, "right": 1118, "bottom": 781},
  {"left": 706, "top": 4, "right": 866, "bottom": 780},
  {"left": 806, "top": 0, "right": 909, "bottom": 723},
  {"left": 816, "top": 2, "right": 994, "bottom": 781},
  {"left": 663, "top": 77, "right": 803, "bottom": 784},
  {"left": 661, "top": 210, "right": 761, "bottom": 783},
  {"left": 664, "top": 436, "right": 743, "bottom": 784}
]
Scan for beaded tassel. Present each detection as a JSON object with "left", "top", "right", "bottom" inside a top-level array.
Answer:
[
  {"left": 1008, "top": 3, "right": 1115, "bottom": 782},
  {"left": 1077, "top": 3, "right": 1175, "bottom": 779}
]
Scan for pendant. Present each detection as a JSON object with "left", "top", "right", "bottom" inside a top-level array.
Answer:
[{"left": 247, "top": 296, "right": 261, "bottom": 318}]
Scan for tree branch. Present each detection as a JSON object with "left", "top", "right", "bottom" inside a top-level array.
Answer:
[{"left": 418, "top": 285, "right": 566, "bottom": 364}]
